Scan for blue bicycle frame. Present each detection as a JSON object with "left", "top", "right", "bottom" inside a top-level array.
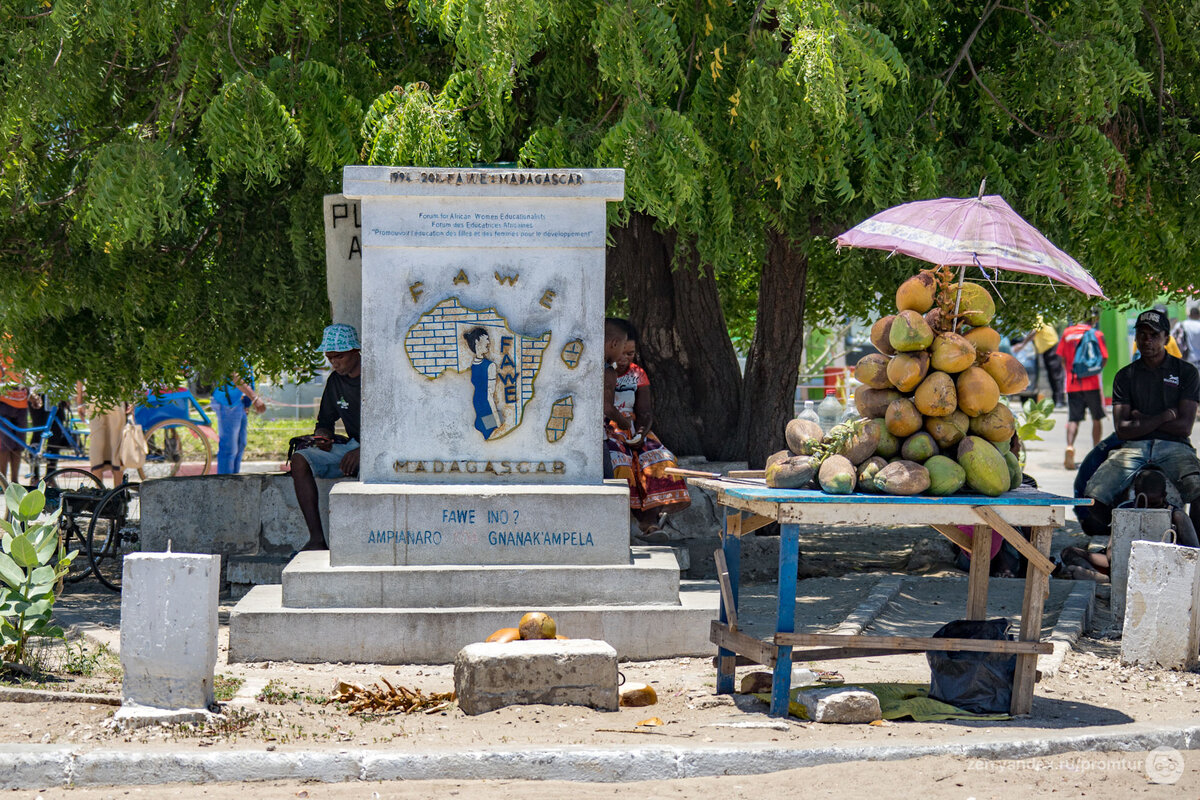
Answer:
[
  {"left": 134, "top": 388, "right": 213, "bottom": 431},
  {"left": 0, "top": 403, "right": 89, "bottom": 466}
]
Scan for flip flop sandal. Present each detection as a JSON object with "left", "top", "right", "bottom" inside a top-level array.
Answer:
[
  {"left": 816, "top": 671, "right": 845, "bottom": 685},
  {"left": 633, "top": 527, "right": 670, "bottom": 545}
]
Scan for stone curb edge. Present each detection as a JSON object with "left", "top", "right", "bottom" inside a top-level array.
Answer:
[
  {"left": 1038, "top": 580, "right": 1096, "bottom": 679},
  {"left": 2, "top": 721, "right": 1198, "bottom": 788},
  {"left": 831, "top": 576, "right": 903, "bottom": 636}
]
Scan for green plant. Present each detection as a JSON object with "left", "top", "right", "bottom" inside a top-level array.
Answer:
[
  {"left": 213, "top": 673, "right": 245, "bottom": 702},
  {"left": 1016, "top": 398, "right": 1056, "bottom": 442},
  {"left": 0, "top": 483, "right": 77, "bottom": 665},
  {"left": 1015, "top": 398, "right": 1057, "bottom": 469}
]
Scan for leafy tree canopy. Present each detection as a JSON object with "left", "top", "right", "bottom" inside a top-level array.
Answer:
[{"left": 2, "top": 0, "right": 1198, "bottom": 426}]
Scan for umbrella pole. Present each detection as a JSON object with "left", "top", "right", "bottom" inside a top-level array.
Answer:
[{"left": 952, "top": 263, "right": 966, "bottom": 331}]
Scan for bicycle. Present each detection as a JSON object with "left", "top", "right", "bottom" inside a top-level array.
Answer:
[
  {"left": 133, "top": 388, "right": 215, "bottom": 479},
  {"left": 0, "top": 401, "right": 91, "bottom": 486},
  {"left": 5, "top": 467, "right": 111, "bottom": 585}
]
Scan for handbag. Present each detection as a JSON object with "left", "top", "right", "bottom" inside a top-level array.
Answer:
[{"left": 118, "top": 416, "right": 148, "bottom": 470}]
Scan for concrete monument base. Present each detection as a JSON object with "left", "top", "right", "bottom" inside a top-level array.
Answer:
[
  {"left": 228, "top": 565, "right": 719, "bottom": 664},
  {"left": 328, "top": 482, "right": 633, "bottom": 567}
]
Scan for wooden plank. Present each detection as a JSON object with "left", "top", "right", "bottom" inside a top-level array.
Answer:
[
  {"left": 778, "top": 503, "right": 1063, "bottom": 527},
  {"left": 967, "top": 524, "right": 992, "bottom": 619},
  {"left": 973, "top": 505, "right": 1056, "bottom": 575},
  {"left": 931, "top": 523, "right": 972, "bottom": 551},
  {"left": 714, "top": 527, "right": 742, "bottom": 696},
  {"left": 740, "top": 513, "right": 775, "bottom": 535},
  {"left": 775, "top": 633, "right": 1052, "bottom": 655},
  {"left": 713, "top": 549, "right": 738, "bottom": 631},
  {"left": 710, "top": 621, "right": 777, "bottom": 667},
  {"left": 716, "top": 485, "right": 1090, "bottom": 507},
  {"left": 1011, "top": 525, "right": 1054, "bottom": 715},
  {"left": 725, "top": 510, "right": 742, "bottom": 540},
  {"left": 789, "top": 647, "right": 914, "bottom": 661},
  {"left": 727, "top": 470, "right": 766, "bottom": 479},
  {"left": 770, "top": 522, "right": 801, "bottom": 717}
]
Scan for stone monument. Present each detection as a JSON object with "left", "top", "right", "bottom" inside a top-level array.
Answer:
[{"left": 229, "top": 166, "right": 717, "bottom": 663}]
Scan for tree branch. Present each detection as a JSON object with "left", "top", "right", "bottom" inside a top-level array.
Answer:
[
  {"left": 1141, "top": 6, "right": 1166, "bottom": 133},
  {"left": 965, "top": 50, "right": 1054, "bottom": 139}
]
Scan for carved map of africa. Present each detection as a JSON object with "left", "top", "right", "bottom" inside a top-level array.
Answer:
[{"left": 404, "top": 298, "right": 550, "bottom": 440}]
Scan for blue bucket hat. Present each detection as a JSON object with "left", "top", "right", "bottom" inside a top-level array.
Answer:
[{"left": 319, "top": 323, "right": 361, "bottom": 352}]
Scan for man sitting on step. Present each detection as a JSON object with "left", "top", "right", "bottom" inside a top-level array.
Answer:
[
  {"left": 291, "top": 323, "right": 362, "bottom": 551},
  {"left": 1085, "top": 309, "right": 1200, "bottom": 547}
]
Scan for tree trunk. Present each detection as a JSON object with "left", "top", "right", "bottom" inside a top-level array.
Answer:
[
  {"left": 739, "top": 228, "right": 809, "bottom": 468},
  {"left": 606, "top": 212, "right": 744, "bottom": 459}
]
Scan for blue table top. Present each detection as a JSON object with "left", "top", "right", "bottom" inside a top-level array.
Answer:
[{"left": 713, "top": 484, "right": 1091, "bottom": 507}]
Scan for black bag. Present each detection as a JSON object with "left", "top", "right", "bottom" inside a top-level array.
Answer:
[
  {"left": 926, "top": 618, "right": 1017, "bottom": 714},
  {"left": 286, "top": 433, "right": 350, "bottom": 461}
]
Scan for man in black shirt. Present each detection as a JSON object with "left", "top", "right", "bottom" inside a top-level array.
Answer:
[
  {"left": 1085, "top": 309, "right": 1200, "bottom": 545},
  {"left": 291, "top": 323, "right": 362, "bottom": 551}
]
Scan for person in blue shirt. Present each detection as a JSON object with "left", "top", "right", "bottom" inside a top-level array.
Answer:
[{"left": 210, "top": 363, "right": 266, "bottom": 474}]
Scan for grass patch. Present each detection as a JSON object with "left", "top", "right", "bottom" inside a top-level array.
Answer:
[
  {"left": 214, "top": 673, "right": 245, "bottom": 702},
  {"left": 243, "top": 418, "right": 312, "bottom": 462}
]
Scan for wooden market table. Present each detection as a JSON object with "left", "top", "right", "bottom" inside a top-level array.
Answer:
[{"left": 689, "top": 479, "right": 1091, "bottom": 718}]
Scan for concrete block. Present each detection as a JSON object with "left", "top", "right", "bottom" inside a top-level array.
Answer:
[
  {"left": 794, "top": 687, "right": 881, "bottom": 724},
  {"left": 280, "top": 547, "right": 680, "bottom": 608},
  {"left": 259, "top": 474, "right": 342, "bottom": 554},
  {"left": 327, "top": 482, "right": 632, "bottom": 567},
  {"left": 454, "top": 639, "right": 618, "bottom": 715},
  {"left": 120, "top": 553, "right": 220, "bottom": 710},
  {"left": 1120, "top": 540, "right": 1200, "bottom": 670},
  {"left": 140, "top": 475, "right": 264, "bottom": 557},
  {"left": 1111, "top": 508, "right": 1173, "bottom": 623},
  {"left": 227, "top": 554, "right": 290, "bottom": 586}
]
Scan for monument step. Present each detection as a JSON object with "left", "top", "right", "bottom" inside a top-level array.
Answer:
[
  {"left": 281, "top": 547, "right": 684, "bottom": 609},
  {"left": 228, "top": 582, "right": 721, "bottom": 664}
]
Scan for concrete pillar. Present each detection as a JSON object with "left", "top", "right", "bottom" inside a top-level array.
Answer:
[
  {"left": 1110, "top": 508, "right": 1172, "bottom": 624},
  {"left": 119, "top": 553, "right": 220, "bottom": 711},
  {"left": 1120, "top": 541, "right": 1200, "bottom": 670}
]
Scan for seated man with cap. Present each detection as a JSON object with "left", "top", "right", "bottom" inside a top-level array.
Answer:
[
  {"left": 1085, "top": 308, "right": 1200, "bottom": 546},
  {"left": 292, "top": 323, "right": 361, "bottom": 551}
]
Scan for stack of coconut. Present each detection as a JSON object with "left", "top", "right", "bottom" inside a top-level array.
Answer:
[{"left": 766, "top": 268, "right": 1029, "bottom": 497}]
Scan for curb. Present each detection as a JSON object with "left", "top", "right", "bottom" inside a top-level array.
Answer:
[
  {"left": 1, "top": 721, "right": 1198, "bottom": 788},
  {"left": 830, "top": 576, "right": 903, "bottom": 635},
  {"left": 1039, "top": 580, "right": 1096, "bottom": 679}
]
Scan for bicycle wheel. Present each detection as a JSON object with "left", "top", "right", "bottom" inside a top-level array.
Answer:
[
  {"left": 86, "top": 483, "right": 140, "bottom": 592},
  {"left": 138, "top": 419, "right": 213, "bottom": 480},
  {"left": 45, "top": 467, "right": 104, "bottom": 491},
  {"left": 45, "top": 469, "right": 106, "bottom": 583}
]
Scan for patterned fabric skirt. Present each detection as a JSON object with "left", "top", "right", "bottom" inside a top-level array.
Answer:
[{"left": 605, "top": 424, "right": 691, "bottom": 512}]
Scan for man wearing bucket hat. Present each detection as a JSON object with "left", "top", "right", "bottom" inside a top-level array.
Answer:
[
  {"left": 1085, "top": 308, "right": 1200, "bottom": 546},
  {"left": 291, "top": 323, "right": 362, "bottom": 551}
]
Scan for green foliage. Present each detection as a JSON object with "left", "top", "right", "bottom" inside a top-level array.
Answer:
[
  {"left": 1, "top": 482, "right": 76, "bottom": 666},
  {"left": 1016, "top": 398, "right": 1057, "bottom": 443},
  {"left": 2, "top": 0, "right": 1199, "bottom": 413}
]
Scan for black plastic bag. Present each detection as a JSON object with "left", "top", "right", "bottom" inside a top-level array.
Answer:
[{"left": 926, "top": 618, "right": 1016, "bottom": 714}]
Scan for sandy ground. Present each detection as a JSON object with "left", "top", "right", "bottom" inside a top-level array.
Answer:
[{"left": 3, "top": 407, "right": 1198, "bottom": 796}]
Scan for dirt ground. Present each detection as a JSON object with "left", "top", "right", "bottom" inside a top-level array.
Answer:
[{"left": 5, "top": 512, "right": 1198, "bottom": 796}]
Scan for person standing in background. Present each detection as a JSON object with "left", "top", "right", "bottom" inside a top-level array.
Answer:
[
  {"left": 1030, "top": 317, "right": 1066, "bottom": 406},
  {"left": 1056, "top": 314, "right": 1108, "bottom": 470},
  {"left": 1173, "top": 301, "right": 1200, "bottom": 377},
  {"left": 211, "top": 364, "right": 267, "bottom": 474},
  {"left": 0, "top": 348, "right": 31, "bottom": 483}
]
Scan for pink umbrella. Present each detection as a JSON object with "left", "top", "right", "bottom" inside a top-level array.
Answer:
[{"left": 835, "top": 184, "right": 1104, "bottom": 297}]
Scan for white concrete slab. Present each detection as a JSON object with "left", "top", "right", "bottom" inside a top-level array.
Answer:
[
  {"left": 1111, "top": 508, "right": 1173, "bottom": 624},
  {"left": 227, "top": 582, "right": 720, "bottom": 664},
  {"left": 1121, "top": 540, "right": 1200, "bottom": 670},
  {"left": 282, "top": 547, "right": 682, "bottom": 608}
]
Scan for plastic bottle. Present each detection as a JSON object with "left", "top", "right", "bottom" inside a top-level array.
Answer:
[
  {"left": 839, "top": 402, "right": 860, "bottom": 425},
  {"left": 797, "top": 400, "right": 820, "bottom": 427},
  {"left": 817, "top": 389, "right": 844, "bottom": 432}
]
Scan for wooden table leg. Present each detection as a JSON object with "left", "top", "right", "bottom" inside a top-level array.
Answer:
[
  {"left": 770, "top": 522, "right": 800, "bottom": 717},
  {"left": 715, "top": 510, "right": 743, "bottom": 695},
  {"left": 1011, "top": 525, "right": 1053, "bottom": 715},
  {"left": 966, "top": 524, "right": 992, "bottom": 619}
]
